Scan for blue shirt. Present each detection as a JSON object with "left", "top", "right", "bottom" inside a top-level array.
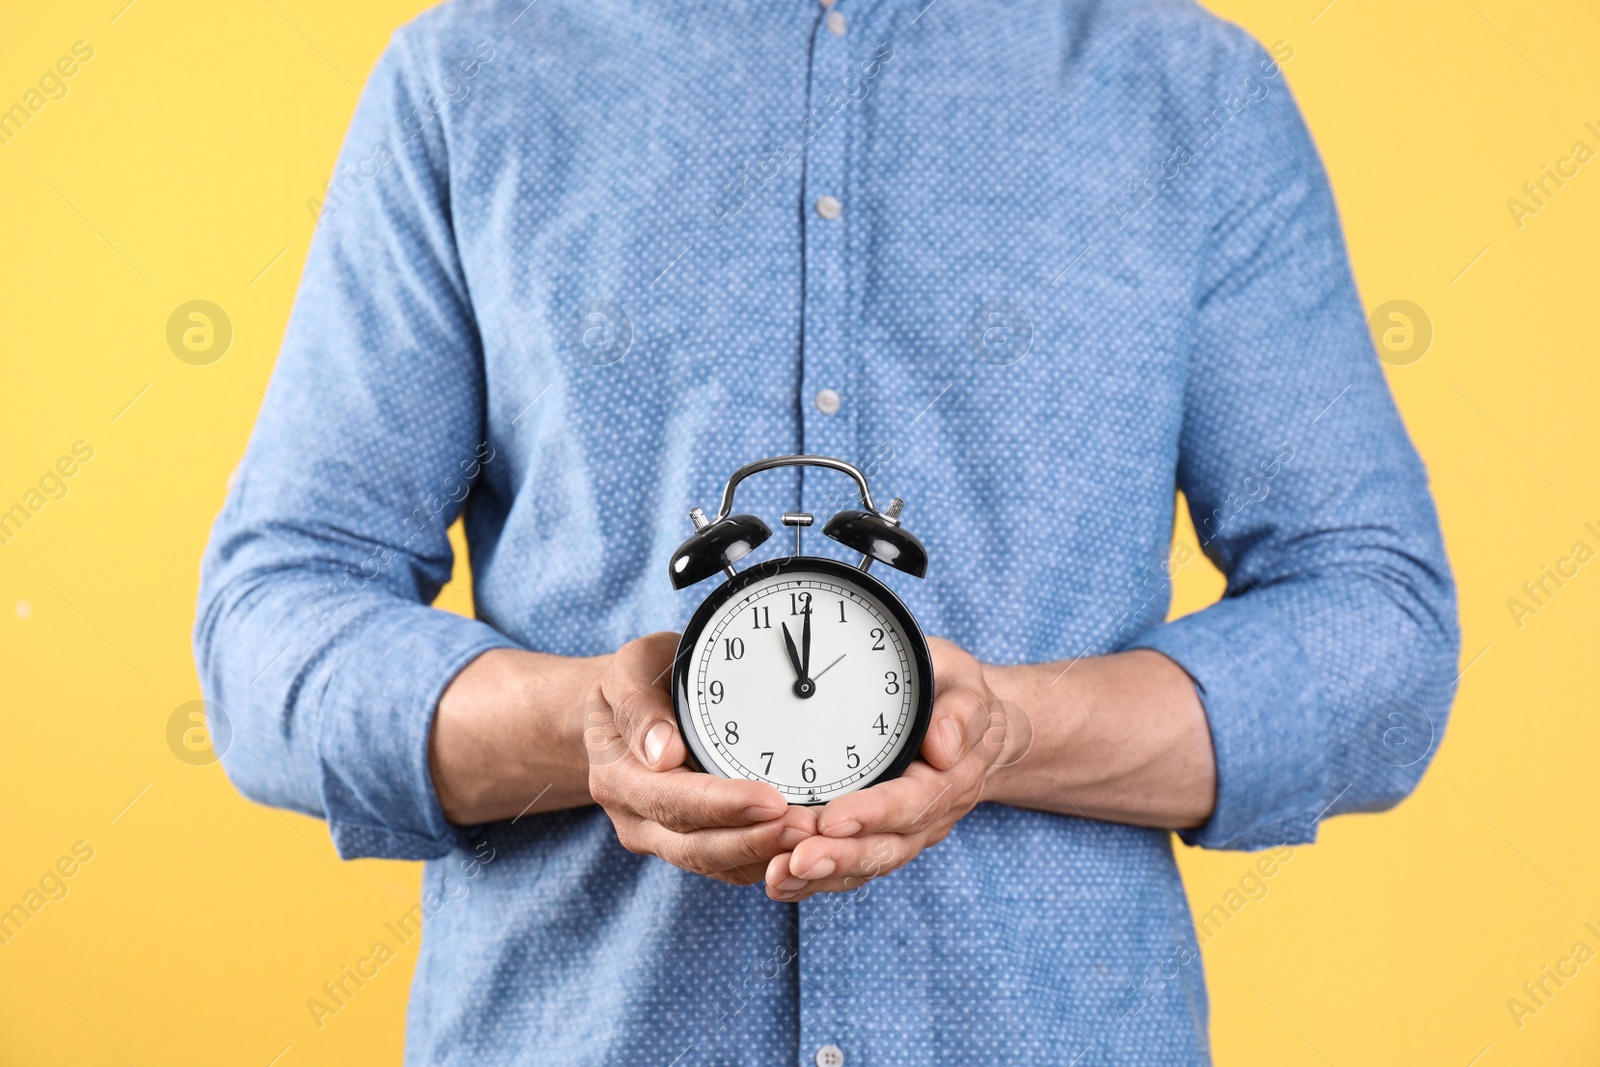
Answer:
[{"left": 194, "top": 0, "right": 1458, "bottom": 1062}]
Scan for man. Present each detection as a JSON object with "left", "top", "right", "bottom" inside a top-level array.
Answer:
[{"left": 195, "top": 0, "right": 1458, "bottom": 1062}]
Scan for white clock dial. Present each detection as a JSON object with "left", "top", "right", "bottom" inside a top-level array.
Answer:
[{"left": 685, "top": 568, "right": 920, "bottom": 803}]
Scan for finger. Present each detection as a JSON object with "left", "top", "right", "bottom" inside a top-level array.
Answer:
[
  {"left": 602, "top": 631, "right": 681, "bottom": 695},
  {"left": 815, "top": 760, "right": 976, "bottom": 838},
  {"left": 788, "top": 824, "right": 941, "bottom": 882},
  {"left": 637, "top": 809, "right": 817, "bottom": 878},
  {"left": 602, "top": 634, "right": 686, "bottom": 770},
  {"left": 765, "top": 851, "right": 798, "bottom": 895},
  {"left": 609, "top": 811, "right": 788, "bottom": 887},
  {"left": 706, "top": 854, "right": 782, "bottom": 887},
  {"left": 611, "top": 763, "right": 794, "bottom": 832},
  {"left": 768, "top": 832, "right": 939, "bottom": 900},
  {"left": 928, "top": 636, "right": 986, "bottom": 693},
  {"left": 921, "top": 680, "right": 988, "bottom": 771},
  {"left": 763, "top": 850, "right": 836, "bottom": 900},
  {"left": 706, "top": 864, "right": 772, "bottom": 888}
]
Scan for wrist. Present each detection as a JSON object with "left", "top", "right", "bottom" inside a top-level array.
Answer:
[
  {"left": 977, "top": 660, "right": 1091, "bottom": 807},
  {"left": 976, "top": 651, "right": 1216, "bottom": 829},
  {"left": 431, "top": 648, "right": 611, "bottom": 825}
]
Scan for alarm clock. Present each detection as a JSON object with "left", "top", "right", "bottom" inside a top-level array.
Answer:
[{"left": 667, "top": 455, "right": 934, "bottom": 805}]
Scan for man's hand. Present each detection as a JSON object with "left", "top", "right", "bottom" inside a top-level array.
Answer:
[
  {"left": 434, "top": 627, "right": 1213, "bottom": 891},
  {"left": 763, "top": 637, "right": 1002, "bottom": 901},
  {"left": 589, "top": 632, "right": 818, "bottom": 886}
]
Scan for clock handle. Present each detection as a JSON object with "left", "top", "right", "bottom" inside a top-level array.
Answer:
[
  {"left": 713, "top": 454, "right": 877, "bottom": 520},
  {"left": 669, "top": 454, "right": 927, "bottom": 588}
]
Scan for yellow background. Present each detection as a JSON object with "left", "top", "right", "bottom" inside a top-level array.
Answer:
[{"left": 2, "top": 0, "right": 1596, "bottom": 1062}]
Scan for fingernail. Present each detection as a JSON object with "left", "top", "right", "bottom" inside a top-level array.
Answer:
[
  {"left": 778, "top": 826, "right": 811, "bottom": 849},
  {"left": 798, "top": 858, "right": 836, "bottom": 880},
  {"left": 778, "top": 876, "right": 808, "bottom": 892},
  {"left": 822, "top": 818, "right": 860, "bottom": 838},
  {"left": 644, "top": 721, "right": 672, "bottom": 766},
  {"left": 743, "top": 804, "right": 784, "bottom": 822},
  {"left": 940, "top": 717, "right": 964, "bottom": 758}
]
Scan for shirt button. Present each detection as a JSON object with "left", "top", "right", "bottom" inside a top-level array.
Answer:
[
  {"left": 826, "top": 10, "right": 847, "bottom": 35},
  {"left": 815, "top": 1046, "right": 845, "bottom": 1067},
  {"left": 815, "top": 195, "right": 842, "bottom": 220},
  {"left": 814, "top": 388, "right": 842, "bottom": 415}
]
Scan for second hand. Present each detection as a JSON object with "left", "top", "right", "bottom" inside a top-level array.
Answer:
[{"left": 811, "top": 653, "right": 847, "bottom": 682}]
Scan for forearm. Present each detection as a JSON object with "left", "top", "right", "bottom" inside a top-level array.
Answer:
[
  {"left": 429, "top": 648, "right": 613, "bottom": 825},
  {"left": 981, "top": 651, "right": 1216, "bottom": 830}
]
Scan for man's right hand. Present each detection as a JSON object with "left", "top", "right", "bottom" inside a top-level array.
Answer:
[{"left": 588, "top": 632, "right": 817, "bottom": 886}]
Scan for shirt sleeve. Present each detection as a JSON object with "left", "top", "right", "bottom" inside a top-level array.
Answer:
[
  {"left": 192, "top": 29, "right": 516, "bottom": 861},
  {"left": 1125, "top": 36, "right": 1460, "bottom": 851}
]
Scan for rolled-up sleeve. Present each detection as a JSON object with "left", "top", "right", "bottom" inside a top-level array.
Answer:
[
  {"left": 192, "top": 29, "right": 515, "bottom": 860},
  {"left": 1128, "top": 37, "right": 1460, "bottom": 851}
]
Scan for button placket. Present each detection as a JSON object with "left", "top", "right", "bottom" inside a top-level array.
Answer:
[
  {"left": 796, "top": 2, "right": 867, "bottom": 1061},
  {"left": 798, "top": 0, "right": 860, "bottom": 495}
]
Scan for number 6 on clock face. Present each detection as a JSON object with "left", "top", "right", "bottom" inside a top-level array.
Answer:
[{"left": 672, "top": 556, "right": 934, "bottom": 804}]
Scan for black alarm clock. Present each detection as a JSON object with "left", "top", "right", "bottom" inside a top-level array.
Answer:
[{"left": 667, "top": 455, "right": 934, "bottom": 805}]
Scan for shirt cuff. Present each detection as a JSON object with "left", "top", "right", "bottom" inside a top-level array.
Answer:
[
  {"left": 315, "top": 606, "right": 516, "bottom": 861},
  {"left": 1125, "top": 596, "right": 1327, "bottom": 851}
]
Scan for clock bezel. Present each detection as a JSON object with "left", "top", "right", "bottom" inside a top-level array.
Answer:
[{"left": 671, "top": 554, "right": 935, "bottom": 805}]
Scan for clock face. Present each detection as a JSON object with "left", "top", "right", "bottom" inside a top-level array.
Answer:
[{"left": 673, "top": 557, "right": 933, "bottom": 804}]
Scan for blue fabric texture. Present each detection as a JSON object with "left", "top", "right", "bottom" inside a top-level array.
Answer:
[{"left": 193, "top": 0, "right": 1459, "bottom": 1062}]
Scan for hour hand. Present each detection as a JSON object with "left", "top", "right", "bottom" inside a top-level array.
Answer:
[{"left": 780, "top": 622, "right": 814, "bottom": 699}]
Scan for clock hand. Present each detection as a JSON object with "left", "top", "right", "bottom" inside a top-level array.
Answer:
[
  {"left": 780, "top": 621, "right": 815, "bottom": 699},
  {"left": 781, "top": 622, "right": 803, "bottom": 678},
  {"left": 801, "top": 602, "right": 812, "bottom": 678},
  {"left": 811, "top": 653, "right": 846, "bottom": 683}
]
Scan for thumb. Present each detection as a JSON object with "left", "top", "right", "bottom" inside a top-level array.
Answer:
[
  {"left": 611, "top": 686, "right": 685, "bottom": 771},
  {"left": 921, "top": 684, "right": 984, "bottom": 771},
  {"left": 604, "top": 633, "right": 687, "bottom": 770}
]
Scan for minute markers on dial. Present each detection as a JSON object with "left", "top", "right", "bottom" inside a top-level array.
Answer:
[{"left": 689, "top": 572, "right": 918, "bottom": 799}]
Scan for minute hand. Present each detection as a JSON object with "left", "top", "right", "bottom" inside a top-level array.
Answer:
[
  {"left": 780, "top": 622, "right": 814, "bottom": 699},
  {"left": 801, "top": 603, "right": 812, "bottom": 678}
]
